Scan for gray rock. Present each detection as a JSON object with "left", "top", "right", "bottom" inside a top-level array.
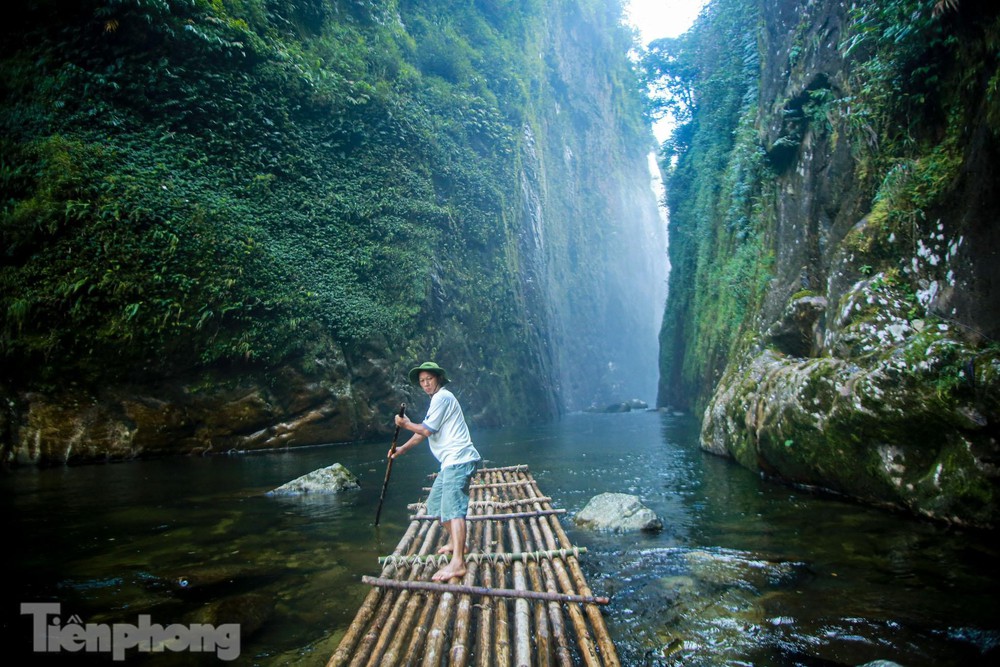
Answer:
[
  {"left": 574, "top": 492, "right": 662, "bottom": 532},
  {"left": 267, "top": 463, "right": 359, "bottom": 496}
]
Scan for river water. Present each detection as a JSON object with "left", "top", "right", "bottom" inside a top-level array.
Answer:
[{"left": 4, "top": 410, "right": 999, "bottom": 666}]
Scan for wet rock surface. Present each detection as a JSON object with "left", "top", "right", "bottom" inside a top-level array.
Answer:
[
  {"left": 267, "top": 463, "right": 360, "bottom": 496},
  {"left": 574, "top": 492, "right": 663, "bottom": 532}
]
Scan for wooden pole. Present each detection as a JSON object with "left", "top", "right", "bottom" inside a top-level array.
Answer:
[{"left": 375, "top": 403, "right": 407, "bottom": 526}]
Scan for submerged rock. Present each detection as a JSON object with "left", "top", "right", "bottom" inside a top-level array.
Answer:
[
  {"left": 574, "top": 492, "right": 662, "bottom": 532},
  {"left": 188, "top": 592, "right": 274, "bottom": 638},
  {"left": 267, "top": 463, "right": 360, "bottom": 496},
  {"left": 154, "top": 563, "right": 281, "bottom": 596}
]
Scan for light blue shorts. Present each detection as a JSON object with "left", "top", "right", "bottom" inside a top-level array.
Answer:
[{"left": 425, "top": 460, "right": 479, "bottom": 522}]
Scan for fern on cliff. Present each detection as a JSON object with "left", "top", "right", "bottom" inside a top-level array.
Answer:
[{"left": 0, "top": 0, "right": 545, "bottom": 384}]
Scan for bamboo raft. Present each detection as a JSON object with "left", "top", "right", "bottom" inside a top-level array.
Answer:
[{"left": 327, "top": 464, "right": 620, "bottom": 667}]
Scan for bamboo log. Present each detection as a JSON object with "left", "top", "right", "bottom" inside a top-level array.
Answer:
[
  {"left": 540, "top": 558, "right": 574, "bottom": 667},
  {"left": 364, "top": 591, "right": 410, "bottom": 667},
  {"left": 354, "top": 519, "right": 444, "bottom": 667},
  {"left": 522, "top": 474, "right": 620, "bottom": 667},
  {"left": 371, "top": 515, "right": 444, "bottom": 667},
  {"left": 395, "top": 518, "right": 453, "bottom": 667},
  {"left": 360, "top": 577, "right": 610, "bottom": 606},
  {"left": 520, "top": 515, "right": 572, "bottom": 666},
  {"left": 427, "top": 464, "right": 528, "bottom": 479},
  {"left": 475, "top": 504, "right": 495, "bottom": 667},
  {"left": 514, "top": 518, "right": 553, "bottom": 667},
  {"left": 476, "top": 464, "right": 530, "bottom": 473},
  {"left": 401, "top": 582, "right": 440, "bottom": 667},
  {"left": 364, "top": 519, "right": 445, "bottom": 667},
  {"left": 500, "top": 472, "right": 602, "bottom": 667},
  {"left": 328, "top": 587, "right": 385, "bottom": 667},
  {"left": 506, "top": 518, "right": 533, "bottom": 667},
  {"left": 378, "top": 560, "right": 438, "bottom": 666},
  {"left": 348, "top": 585, "right": 400, "bottom": 667},
  {"left": 448, "top": 482, "right": 487, "bottom": 666},
  {"left": 420, "top": 584, "right": 456, "bottom": 665},
  {"left": 328, "top": 516, "right": 429, "bottom": 667},
  {"left": 490, "top": 472, "right": 511, "bottom": 667},
  {"left": 411, "top": 508, "right": 565, "bottom": 522},
  {"left": 534, "top": 490, "right": 620, "bottom": 666}
]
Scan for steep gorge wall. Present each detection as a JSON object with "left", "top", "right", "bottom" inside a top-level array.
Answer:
[
  {"left": 527, "top": 2, "right": 667, "bottom": 410},
  {"left": 658, "top": 0, "right": 1000, "bottom": 527},
  {"left": 0, "top": 0, "right": 663, "bottom": 465}
]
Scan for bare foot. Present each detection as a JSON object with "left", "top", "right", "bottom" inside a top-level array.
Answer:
[
  {"left": 431, "top": 562, "right": 467, "bottom": 582},
  {"left": 436, "top": 544, "right": 454, "bottom": 555}
]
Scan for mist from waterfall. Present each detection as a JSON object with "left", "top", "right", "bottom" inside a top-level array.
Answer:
[{"left": 523, "top": 129, "right": 668, "bottom": 412}]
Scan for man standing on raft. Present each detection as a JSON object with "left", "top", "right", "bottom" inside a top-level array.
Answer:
[{"left": 391, "top": 361, "right": 481, "bottom": 582}]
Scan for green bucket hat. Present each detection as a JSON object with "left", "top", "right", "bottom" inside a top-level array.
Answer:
[{"left": 408, "top": 361, "right": 449, "bottom": 386}]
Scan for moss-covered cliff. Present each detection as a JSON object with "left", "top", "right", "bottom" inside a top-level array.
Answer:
[
  {"left": 654, "top": 0, "right": 1000, "bottom": 527},
  {"left": 0, "top": 0, "right": 664, "bottom": 464}
]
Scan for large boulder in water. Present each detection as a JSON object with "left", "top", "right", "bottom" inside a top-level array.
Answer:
[
  {"left": 267, "top": 463, "right": 359, "bottom": 496},
  {"left": 574, "top": 492, "right": 662, "bottom": 532},
  {"left": 702, "top": 271, "right": 1000, "bottom": 528}
]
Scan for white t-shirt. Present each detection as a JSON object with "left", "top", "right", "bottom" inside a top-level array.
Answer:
[{"left": 421, "top": 388, "right": 480, "bottom": 468}]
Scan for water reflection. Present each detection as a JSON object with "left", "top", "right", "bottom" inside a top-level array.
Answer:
[{"left": 3, "top": 411, "right": 999, "bottom": 665}]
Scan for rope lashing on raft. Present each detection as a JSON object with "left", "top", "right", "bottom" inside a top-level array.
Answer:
[{"left": 378, "top": 546, "right": 586, "bottom": 567}]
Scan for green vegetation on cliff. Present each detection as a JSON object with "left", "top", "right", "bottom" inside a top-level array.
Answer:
[
  {"left": 645, "top": 0, "right": 767, "bottom": 410},
  {"left": 647, "top": 0, "right": 1000, "bottom": 526},
  {"left": 650, "top": 0, "right": 999, "bottom": 413},
  {"left": 1, "top": 0, "right": 511, "bottom": 381},
  {"left": 0, "top": 0, "right": 651, "bottom": 422}
]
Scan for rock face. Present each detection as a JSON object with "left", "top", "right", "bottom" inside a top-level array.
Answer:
[
  {"left": 703, "top": 281, "right": 1000, "bottom": 526},
  {"left": 573, "top": 493, "right": 663, "bottom": 533},
  {"left": 658, "top": 0, "right": 1000, "bottom": 527},
  {"left": 267, "top": 464, "right": 360, "bottom": 496},
  {"left": 1, "top": 351, "right": 397, "bottom": 464}
]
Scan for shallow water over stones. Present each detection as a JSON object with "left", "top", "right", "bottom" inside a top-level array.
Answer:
[{"left": 4, "top": 411, "right": 998, "bottom": 665}]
